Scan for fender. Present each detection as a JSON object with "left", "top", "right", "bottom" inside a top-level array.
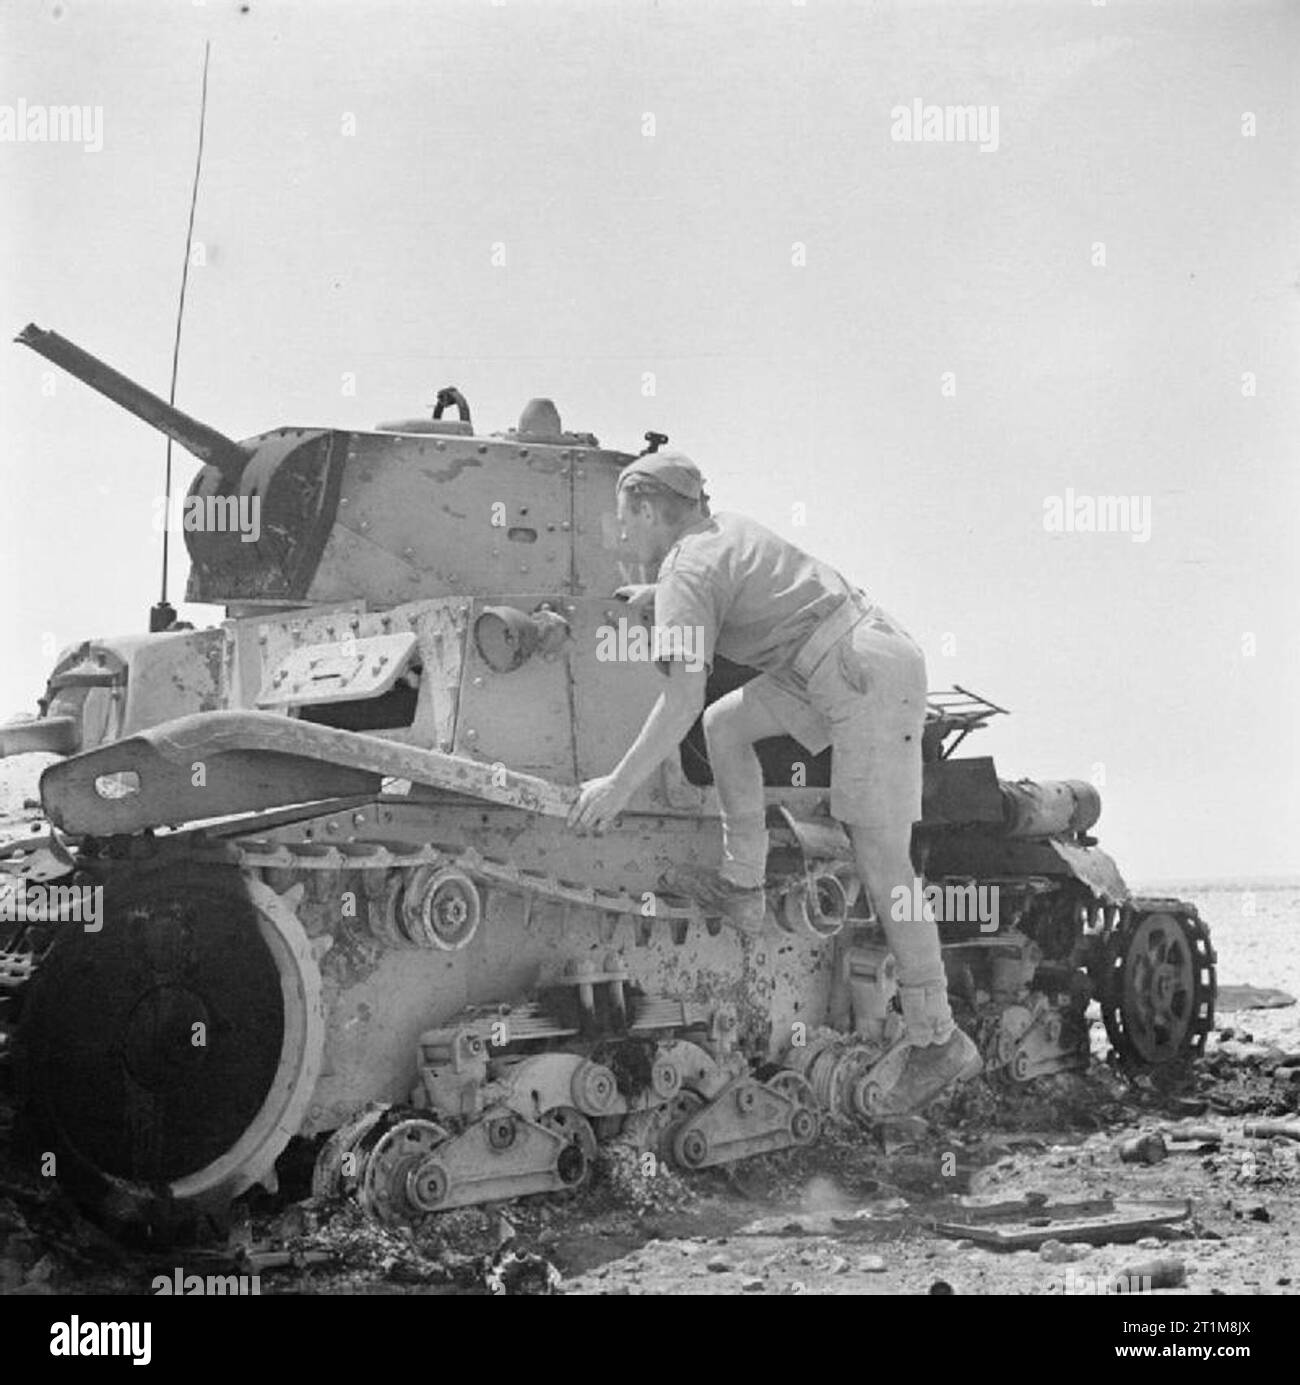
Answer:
[{"left": 40, "top": 709, "right": 577, "bottom": 836}]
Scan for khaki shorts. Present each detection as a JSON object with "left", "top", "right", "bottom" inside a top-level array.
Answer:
[{"left": 747, "top": 604, "right": 926, "bottom": 829}]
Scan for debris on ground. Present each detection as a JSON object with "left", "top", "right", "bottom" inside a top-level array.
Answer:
[{"left": 1216, "top": 986, "right": 1297, "bottom": 1013}]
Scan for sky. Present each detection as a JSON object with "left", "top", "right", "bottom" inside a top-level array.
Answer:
[{"left": 1, "top": 0, "right": 1297, "bottom": 883}]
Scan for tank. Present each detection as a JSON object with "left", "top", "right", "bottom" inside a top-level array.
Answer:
[{"left": 0, "top": 323, "right": 1217, "bottom": 1233}]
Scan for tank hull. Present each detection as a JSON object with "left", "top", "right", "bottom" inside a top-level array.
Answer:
[{"left": 0, "top": 352, "right": 1216, "bottom": 1230}]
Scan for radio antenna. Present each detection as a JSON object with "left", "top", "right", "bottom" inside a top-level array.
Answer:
[{"left": 151, "top": 39, "right": 211, "bottom": 633}]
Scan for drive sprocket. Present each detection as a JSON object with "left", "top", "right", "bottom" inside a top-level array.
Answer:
[{"left": 1098, "top": 899, "right": 1216, "bottom": 1065}]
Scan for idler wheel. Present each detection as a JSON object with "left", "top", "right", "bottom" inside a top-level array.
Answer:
[
  {"left": 408, "top": 1157, "right": 450, "bottom": 1213},
  {"left": 358, "top": 1117, "right": 448, "bottom": 1224},
  {"left": 650, "top": 1055, "right": 682, "bottom": 1100},
  {"left": 674, "top": 1124, "right": 710, "bottom": 1170},
  {"left": 852, "top": 1074, "right": 884, "bottom": 1117},
  {"left": 621, "top": 1088, "right": 703, "bottom": 1167},
  {"left": 15, "top": 866, "right": 323, "bottom": 1230},
  {"left": 402, "top": 866, "right": 481, "bottom": 951},
  {"left": 766, "top": 1070, "right": 821, "bottom": 1146},
  {"left": 570, "top": 1059, "right": 617, "bottom": 1116},
  {"left": 790, "top": 1107, "right": 818, "bottom": 1144}
]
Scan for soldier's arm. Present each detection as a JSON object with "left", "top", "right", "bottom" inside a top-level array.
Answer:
[
  {"left": 613, "top": 583, "right": 656, "bottom": 617},
  {"left": 607, "top": 660, "right": 707, "bottom": 791},
  {"left": 566, "top": 662, "right": 705, "bottom": 831},
  {"left": 569, "top": 562, "right": 716, "bottom": 831}
]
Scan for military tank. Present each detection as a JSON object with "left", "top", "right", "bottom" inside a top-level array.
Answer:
[{"left": 0, "top": 323, "right": 1216, "bottom": 1233}]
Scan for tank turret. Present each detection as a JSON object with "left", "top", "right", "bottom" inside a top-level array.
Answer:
[{"left": 16, "top": 324, "right": 639, "bottom": 611}]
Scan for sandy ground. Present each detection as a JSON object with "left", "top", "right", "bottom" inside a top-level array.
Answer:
[
  {"left": 1, "top": 749, "right": 1297, "bottom": 1296},
  {"left": 0, "top": 753, "right": 56, "bottom": 834}
]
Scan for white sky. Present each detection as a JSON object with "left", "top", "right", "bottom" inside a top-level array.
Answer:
[{"left": 1, "top": 0, "right": 1297, "bottom": 882}]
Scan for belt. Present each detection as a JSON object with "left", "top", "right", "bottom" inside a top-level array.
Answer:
[{"left": 792, "top": 589, "right": 874, "bottom": 681}]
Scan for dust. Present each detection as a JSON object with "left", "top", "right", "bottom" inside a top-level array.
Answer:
[{"left": 799, "top": 1174, "right": 854, "bottom": 1215}]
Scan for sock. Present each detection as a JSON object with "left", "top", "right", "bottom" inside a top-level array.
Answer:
[
  {"left": 719, "top": 813, "right": 768, "bottom": 890},
  {"left": 899, "top": 982, "right": 956, "bottom": 1047}
]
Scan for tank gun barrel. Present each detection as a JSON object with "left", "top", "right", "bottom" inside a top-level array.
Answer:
[{"left": 16, "top": 323, "right": 250, "bottom": 480}]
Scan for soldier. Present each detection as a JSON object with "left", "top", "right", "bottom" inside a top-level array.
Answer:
[{"left": 566, "top": 450, "right": 982, "bottom": 1115}]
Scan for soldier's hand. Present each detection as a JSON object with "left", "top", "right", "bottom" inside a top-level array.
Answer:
[
  {"left": 567, "top": 774, "right": 633, "bottom": 835},
  {"left": 613, "top": 584, "right": 656, "bottom": 616}
]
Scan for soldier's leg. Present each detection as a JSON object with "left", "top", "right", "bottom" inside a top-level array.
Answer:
[
  {"left": 700, "top": 684, "right": 787, "bottom": 889},
  {"left": 815, "top": 609, "right": 979, "bottom": 1108},
  {"left": 846, "top": 821, "right": 953, "bottom": 1045},
  {"left": 811, "top": 611, "right": 945, "bottom": 1029}
]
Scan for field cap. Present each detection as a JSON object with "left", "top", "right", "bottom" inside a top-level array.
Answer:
[{"left": 617, "top": 450, "right": 705, "bottom": 501}]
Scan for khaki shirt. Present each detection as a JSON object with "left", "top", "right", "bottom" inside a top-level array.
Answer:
[{"left": 653, "top": 512, "right": 855, "bottom": 674}]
